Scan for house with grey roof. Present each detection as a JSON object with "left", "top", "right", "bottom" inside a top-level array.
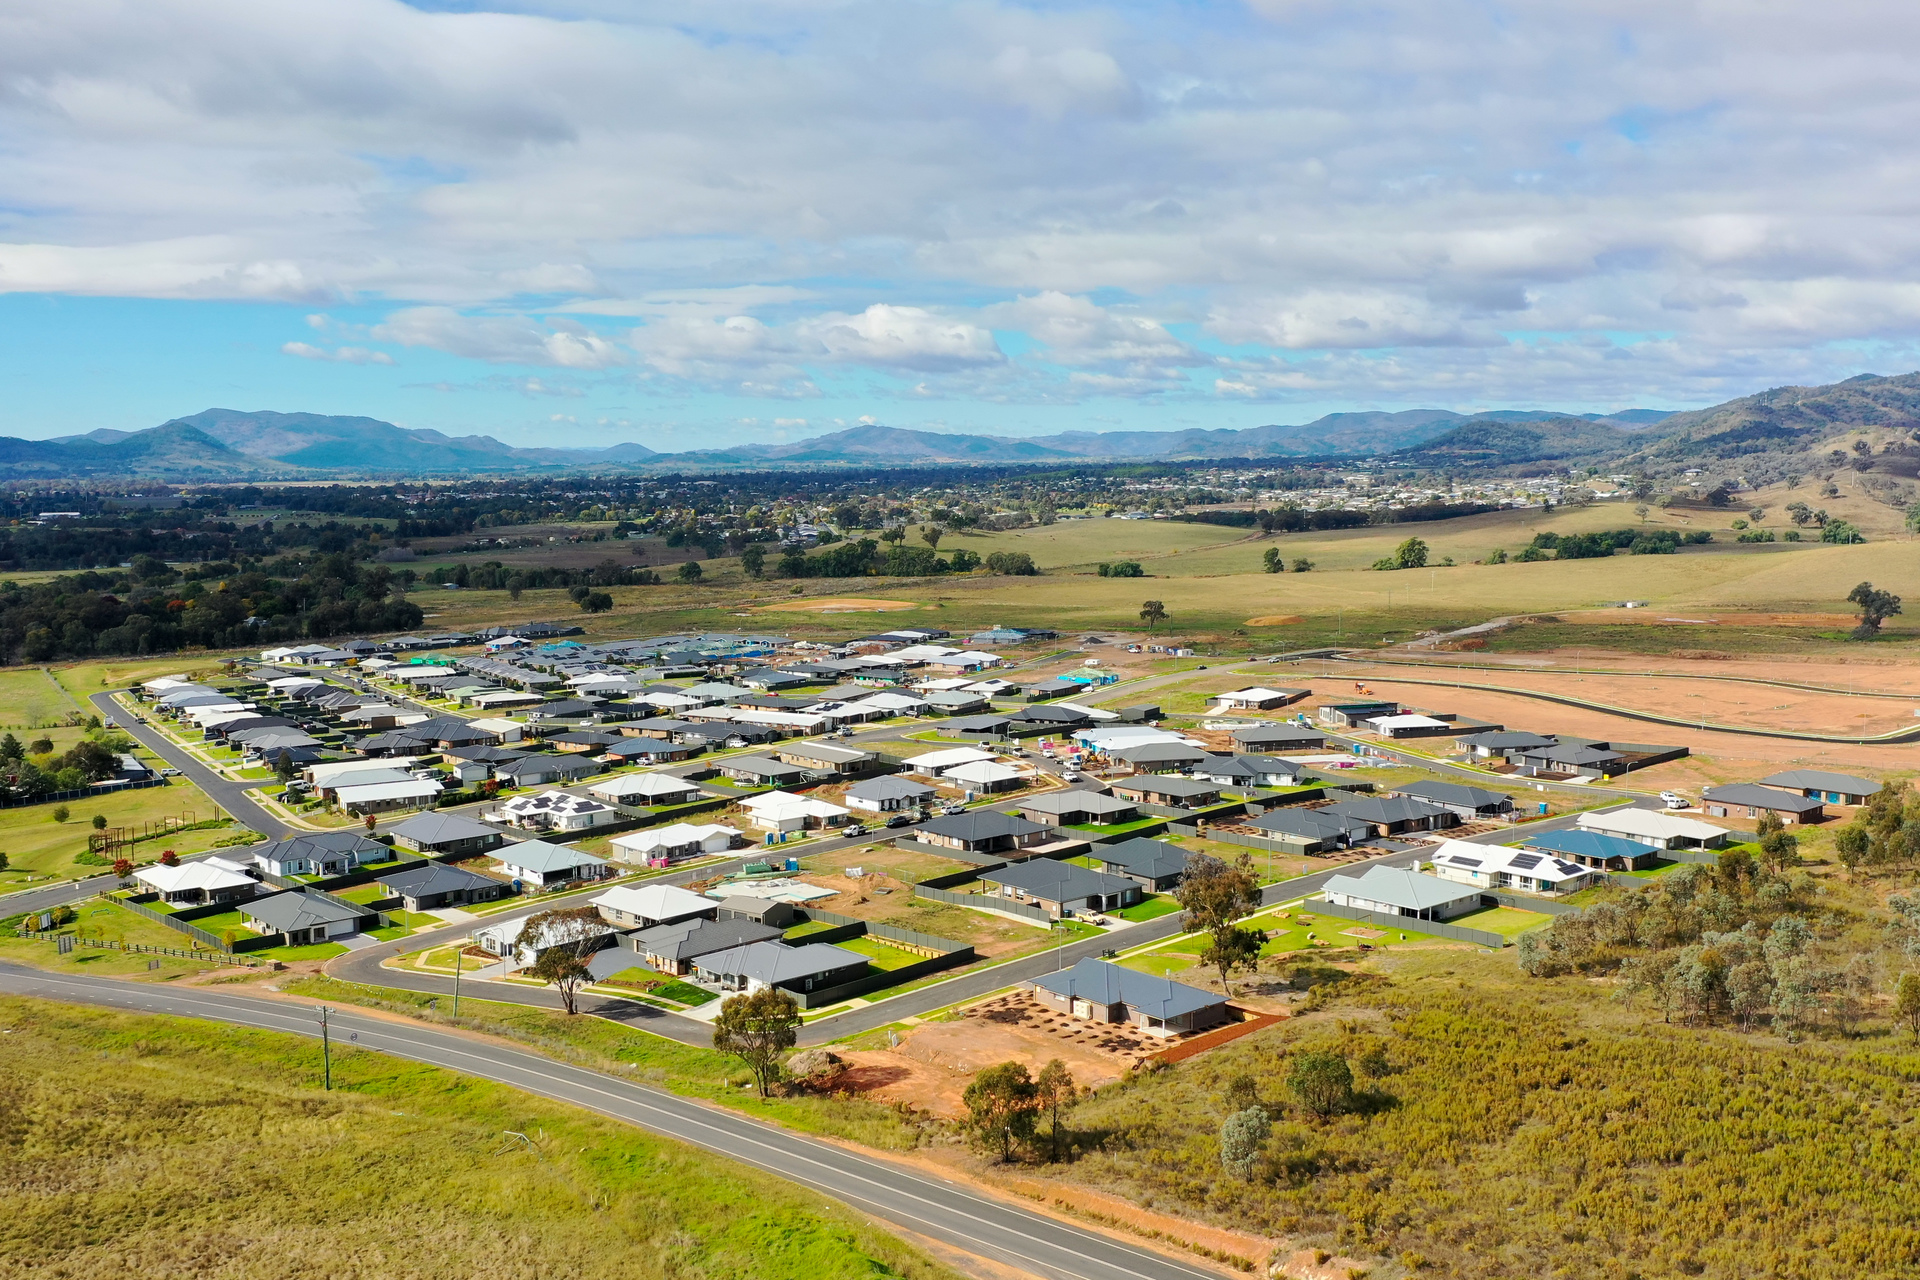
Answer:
[
  {"left": 1108, "top": 740, "right": 1209, "bottom": 772},
  {"left": 622, "top": 916, "right": 785, "bottom": 976},
  {"left": 1321, "top": 864, "right": 1482, "bottom": 921},
  {"left": 388, "top": 811, "right": 509, "bottom": 857},
  {"left": 252, "top": 832, "right": 390, "bottom": 880},
  {"left": 1093, "top": 837, "right": 1191, "bottom": 891},
  {"left": 915, "top": 810, "right": 1051, "bottom": 855},
  {"left": 1230, "top": 723, "right": 1326, "bottom": 751},
  {"left": 1388, "top": 780, "right": 1515, "bottom": 821},
  {"left": 715, "top": 754, "right": 815, "bottom": 787},
  {"left": 1248, "top": 806, "right": 1374, "bottom": 851},
  {"left": 240, "top": 890, "right": 377, "bottom": 946},
  {"left": 844, "top": 774, "right": 937, "bottom": 813},
  {"left": 1029, "top": 958, "right": 1227, "bottom": 1034},
  {"left": 1758, "top": 769, "right": 1882, "bottom": 806},
  {"left": 1193, "top": 754, "right": 1313, "bottom": 789},
  {"left": 1016, "top": 790, "right": 1140, "bottom": 827},
  {"left": 693, "top": 940, "right": 869, "bottom": 996},
  {"left": 979, "top": 858, "right": 1142, "bottom": 918},
  {"left": 375, "top": 861, "right": 509, "bottom": 911},
  {"left": 1108, "top": 774, "right": 1223, "bottom": 809},
  {"left": 1318, "top": 793, "right": 1454, "bottom": 836},
  {"left": 1701, "top": 783, "right": 1825, "bottom": 824},
  {"left": 493, "top": 839, "right": 609, "bottom": 888}
]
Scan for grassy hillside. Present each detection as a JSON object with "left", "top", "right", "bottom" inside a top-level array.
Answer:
[
  {"left": 0, "top": 996, "right": 960, "bottom": 1280},
  {"left": 1054, "top": 947, "right": 1920, "bottom": 1280}
]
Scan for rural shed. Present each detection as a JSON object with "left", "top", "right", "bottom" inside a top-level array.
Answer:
[
  {"left": 1701, "top": 783, "right": 1825, "bottom": 824},
  {"left": 1029, "top": 958, "right": 1227, "bottom": 1033},
  {"left": 1757, "top": 770, "right": 1881, "bottom": 806},
  {"left": 1321, "top": 864, "right": 1482, "bottom": 921}
]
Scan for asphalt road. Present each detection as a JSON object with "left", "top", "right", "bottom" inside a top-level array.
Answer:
[
  {"left": 0, "top": 963, "right": 1222, "bottom": 1280},
  {"left": 88, "top": 690, "right": 291, "bottom": 837}
]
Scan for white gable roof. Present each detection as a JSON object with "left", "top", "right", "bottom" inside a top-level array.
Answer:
[
  {"left": 904, "top": 746, "right": 998, "bottom": 770},
  {"left": 592, "top": 882, "right": 715, "bottom": 922},
  {"left": 1577, "top": 807, "right": 1729, "bottom": 842}
]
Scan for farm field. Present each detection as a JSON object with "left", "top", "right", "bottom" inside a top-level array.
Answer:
[{"left": 0, "top": 996, "right": 962, "bottom": 1280}]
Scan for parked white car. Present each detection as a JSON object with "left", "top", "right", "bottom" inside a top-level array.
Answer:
[{"left": 1660, "top": 791, "right": 1689, "bottom": 809}]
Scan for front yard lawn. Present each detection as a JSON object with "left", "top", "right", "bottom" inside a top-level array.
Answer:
[
  {"left": 1113, "top": 895, "right": 1182, "bottom": 923},
  {"left": 252, "top": 941, "right": 349, "bottom": 962}
]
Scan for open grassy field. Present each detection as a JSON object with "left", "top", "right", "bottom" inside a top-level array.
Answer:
[
  {"left": 0, "top": 899, "right": 237, "bottom": 979},
  {"left": 0, "top": 995, "right": 962, "bottom": 1280},
  {"left": 0, "top": 667, "right": 84, "bottom": 730},
  {"left": 0, "top": 782, "right": 232, "bottom": 883}
]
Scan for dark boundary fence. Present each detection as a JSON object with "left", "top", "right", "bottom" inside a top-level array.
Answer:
[
  {"left": 786, "top": 906, "right": 976, "bottom": 1009},
  {"left": 1310, "top": 899, "right": 1506, "bottom": 948}
]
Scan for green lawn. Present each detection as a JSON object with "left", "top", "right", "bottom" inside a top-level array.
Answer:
[
  {"left": 254, "top": 940, "right": 350, "bottom": 961},
  {"left": 834, "top": 935, "right": 926, "bottom": 971},
  {"left": 1113, "top": 894, "right": 1183, "bottom": 922},
  {"left": 0, "top": 899, "right": 237, "bottom": 980},
  {"left": 0, "top": 995, "right": 963, "bottom": 1280},
  {"left": 0, "top": 780, "right": 232, "bottom": 883},
  {"left": 1065, "top": 816, "right": 1168, "bottom": 837},
  {"left": 1451, "top": 904, "right": 1557, "bottom": 939}
]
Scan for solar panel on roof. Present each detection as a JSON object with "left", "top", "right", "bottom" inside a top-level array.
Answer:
[
  {"left": 1508, "top": 852, "right": 1542, "bottom": 870},
  {"left": 1446, "top": 855, "right": 1483, "bottom": 867}
]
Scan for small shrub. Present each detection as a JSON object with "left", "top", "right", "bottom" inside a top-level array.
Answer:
[{"left": 51, "top": 805, "right": 70, "bottom": 823}]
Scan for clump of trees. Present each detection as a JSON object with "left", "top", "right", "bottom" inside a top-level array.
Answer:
[
  {"left": 1097, "top": 561, "right": 1144, "bottom": 577},
  {"left": 1370, "top": 537, "right": 1429, "bottom": 571},
  {"left": 0, "top": 729, "right": 137, "bottom": 802},
  {"left": 961, "top": 1058, "right": 1076, "bottom": 1163},
  {"left": 1175, "top": 851, "right": 1264, "bottom": 995}
]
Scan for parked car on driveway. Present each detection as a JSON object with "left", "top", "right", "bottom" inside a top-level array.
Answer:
[{"left": 885, "top": 813, "right": 915, "bottom": 828}]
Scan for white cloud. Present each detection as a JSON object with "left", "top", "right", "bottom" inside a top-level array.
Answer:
[
  {"left": 4, "top": 0, "right": 1920, "bottom": 412},
  {"left": 281, "top": 341, "right": 395, "bottom": 365}
]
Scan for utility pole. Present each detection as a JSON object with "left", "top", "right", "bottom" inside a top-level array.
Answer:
[
  {"left": 319, "top": 1006, "right": 332, "bottom": 1091},
  {"left": 453, "top": 945, "right": 463, "bottom": 1016}
]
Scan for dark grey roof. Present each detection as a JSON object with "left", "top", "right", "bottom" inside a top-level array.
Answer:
[
  {"left": 631, "top": 916, "right": 783, "bottom": 963},
  {"left": 1702, "top": 783, "right": 1826, "bottom": 813},
  {"left": 443, "top": 745, "right": 527, "bottom": 763},
  {"left": 845, "top": 775, "right": 937, "bottom": 800},
  {"left": 1525, "top": 743, "right": 1623, "bottom": 765},
  {"left": 940, "top": 714, "right": 1014, "bottom": 732},
  {"left": 1096, "top": 837, "right": 1190, "bottom": 881},
  {"left": 1758, "top": 769, "right": 1882, "bottom": 796},
  {"left": 1391, "top": 780, "right": 1511, "bottom": 809},
  {"left": 387, "top": 812, "right": 502, "bottom": 845},
  {"left": 376, "top": 861, "right": 501, "bottom": 897},
  {"left": 917, "top": 810, "right": 1047, "bottom": 842},
  {"left": 1109, "top": 741, "right": 1208, "bottom": 763},
  {"left": 1011, "top": 705, "right": 1092, "bottom": 724},
  {"left": 1320, "top": 794, "right": 1450, "bottom": 824},
  {"left": 1032, "top": 958, "right": 1224, "bottom": 1020},
  {"left": 1250, "top": 807, "right": 1372, "bottom": 841},
  {"left": 722, "top": 755, "right": 812, "bottom": 779},
  {"left": 981, "top": 858, "right": 1135, "bottom": 901},
  {"left": 241, "top": 890, "right": 369, "bottom": 931},
  {"left": 1460, "top": 730, "right": 1557, "bottom": 750}
]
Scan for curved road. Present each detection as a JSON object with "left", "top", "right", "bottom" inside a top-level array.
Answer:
[{"left": 0, "top": 962, "right": 1221, "bottom": 1280}]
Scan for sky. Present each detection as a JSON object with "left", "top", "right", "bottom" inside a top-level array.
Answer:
[{"left": 5, "top": 0, "right": 1920, "bottom": 450}]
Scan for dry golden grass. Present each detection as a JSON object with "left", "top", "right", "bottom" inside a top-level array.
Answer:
[{"left": 0, "top": 995, "right": 963, "bottom": 1280}]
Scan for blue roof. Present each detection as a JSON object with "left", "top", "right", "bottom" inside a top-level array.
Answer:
[
  {"left": 1031, "top": 958, "right": 1224, "bottom": 1020},
  {"left": 1519, "top": 829, "right": 1661, "bottom": 861}
]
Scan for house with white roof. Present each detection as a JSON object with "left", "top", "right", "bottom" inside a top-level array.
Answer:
[
  {"left": 609, "top": 822, "right": 742, "bottom": 865},
  {"left": 489, "top": 789, "right": 620, "bottom": 833},
  {"left": 1576, "top": 807, "right": 1731, "bottom": 850},
  {"left": 944, "top": 759, "right": 1030, "bottom": 793},
  {"left": 903, "top": 746, "right": 1000, "bottom": 777},
  {"left": 1366, "top": 713, "right": 1455, "bottom": 739},
  {"left": 1322, "top": 864, "right": 1483, "bottom": 920},
  {"left": 738, "top": 790, "right": 851, "bottom": 833},
  {"left": 1425, "top": 839, "right": 1601, "bottom": 895},
  {"left": 1207, "top": 687, "right": 1308, "bottom": 712},
  {"left": 336, "top": 777, "right": 444, "bottom": 816},
  {"left": 133, "top": 856, "right": 260, "bottom": 905},
  {"left": 588, "top": 772, "right": 705, "bottom": 807},
  {"left": 591, "top": 882, "right": 717, "bottom": 930}
]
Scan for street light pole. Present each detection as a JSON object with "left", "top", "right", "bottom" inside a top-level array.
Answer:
[
  {"left": 319, "top": 1006, "right": 332, "bottom": 1091},
  {"left": 453, "top": 945, "right": 463, "bottom": 1017}
]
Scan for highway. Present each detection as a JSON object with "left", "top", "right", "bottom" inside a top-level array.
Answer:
[{"left": 0, "top": 962, "right": 1223, "bottom": 1280}]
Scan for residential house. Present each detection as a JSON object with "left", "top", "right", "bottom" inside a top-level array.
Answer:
[
  {"left": 914, "top": 810, "right": 1050, "bottom": 855},
  {"left": 387, "top": 811, "right": 508, "bottom": 857},
  {"left": 1207, "top": 687, "right": 1309, "bottom": 712},
  {"left": 1426, "top": 839, "right": 1601, "bottom": 895},
  {"left": 252, "top": 833, "right": 389, "bottom": 880},
  {"left": 588, "top": 772, "right": 704, "bottom": 807},
  {"left": 1758, "top": 769, "right": 1882, "bottom": 807},
  {"left": 1093, "top": 837, "right": 1191, "bottom": 891},
  {"left": 774, "top": 740, "right": 878, "bottom": 776},
  {"left": 1008, "top": 704, "right": 1094, "bottom": 732},
  {"left": 608, "top": 822, "right": 741, "bottom": 865},
  {"left": 1317, "top": 701, "right": 1400, "bottom": 728},
  {"left": 713, "top": 896, "right": 801, "bottom": 928},
  {"left": 1317, "top": 793, "right": 1454, "bottom": 836},
  {"left": 1029, "top": 958, "right": 1227, "bottom": 1034},
  {"left": 903, "top": 745, "right": 1000, "bottom": 777},
  {"left": 844, "top": 774, "right": 936, "bottom": 813},
  {"left": 1577, "top": 807, "right": 1731, "bottom": 849},
  {"left": 1701, "top": 783, "right": 1825, "bottom": 824},
  {"left": 978, "top": 859, "right": 1141, "bottom": 917},
  {"left": 1388, "top": 781, "right": 1515, "bottom": 822},
  {"left": 1236, "top": 725, "right": 1328, "bottom": 756},
  {"left": 1365, "top": 713, "right": 1456, "bottom": 740},
  {"left": 1321, "top": 864, "right": 1483, "bottom": 921},
  {"left": 1017, "top": 790, "right": 1139, "bottom": 827},
  {"left": 693, "top": 940, "right": 869, "bottom": 996},
  {"left": 716, "top": 755, "right": 816, "bottom": 787},
  {"left": 375, "top": 861, "right": 509, "bottom": 912},
  {"left": 496, "top": 754, "right": 603, "bottom": 788},
  {"left": 493, "top": 839, "right": 610, "bottom": 888},
  {"left": 1108, "top": 774, "right": 1223, "bottom": 809},
  {"left": 336, "top": 777, "right": 444, "bottom": 816},
  {"left": 944, "top": 759, "right": 1030, "bottom": 794},
  {"left": 471, "top": 913, "right": 620, "bottom": 967},
  {"left": 1516, "top": 741, "right": 1628, "bottom": 779},
  {"left": 132, "top": 856, "right": 259, "bottom": 905},
  {"left": 619, "top": 916, "right": 784, "bottom": 976},
  {"left": 490, "top": 790, "right": 620, "bottom": 833},
  {"left": 1108, "top": 740, "right": 1209, "bottom": 772},
  {"left": 239, "top": 890, "right": 376, "bottom": 945},
  {"left": 738, "top": 790, "right": 851, "bottom": 833},
  {"left": 1455, "top": 729, "right": 1556, "bottom": 759},
  {"left": 1192, "top": 754, "right": 1312, "bottom": 789},
  {"left": 591, "top": 882, "right": 716, "bottom": 930},
  {"left": 547, "top": 730, "right": 625, "bottom": 754},
  {"left": 1519, "top": 828, "right": 1664, "bottom": 871}
]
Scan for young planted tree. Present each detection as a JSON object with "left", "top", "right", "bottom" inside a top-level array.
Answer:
[
  {"left": 1139, "top": 599, "right": 1168, "bottom": 633},
  {"left": 91, "top": 813, "right": 107, "bottom": 830},
  {"left": 111, "top": 858, "right": 132, "bottom": 879},
  {"left": 711, "top": 986, "right": 802, "bottom": 1097},
  {"left": 1033, "top": 1058, "right": 1076, "bottom": 1163},
  {"left": 962, "top": 1061, "right": 1039, "bottom": 1163},
  {"left": 1175, "top": 851, "right": 1265, "bottom": 996},
  {"left": 514, "top": 906, "right": 606, "bottom": 1015}
]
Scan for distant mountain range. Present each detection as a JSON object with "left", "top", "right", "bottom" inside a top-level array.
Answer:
[{"left": 0, "top": 379, "right": 1910, "bottom": 480}]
